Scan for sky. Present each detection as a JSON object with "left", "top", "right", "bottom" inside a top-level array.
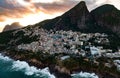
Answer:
[{"left": 0, "top": 0, "right": 120, "bottom": 32}]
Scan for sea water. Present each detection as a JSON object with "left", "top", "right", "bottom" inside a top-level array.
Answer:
[{"left": 0, "top": 53, "right": 98, "bottom": 78}]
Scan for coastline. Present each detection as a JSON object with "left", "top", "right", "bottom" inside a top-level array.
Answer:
[{"left": 1, "top": 50, "right": 120, "bottom": 78}]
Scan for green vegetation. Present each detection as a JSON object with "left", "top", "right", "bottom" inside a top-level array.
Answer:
[
  {"left": 3, "top": 48, "right": 120, "bottom": 77},
  {"left": 0, "top": 29, "right": 39, "bottom": 50},
  {"left": 90, "top": 4, "right": 120, "bottom": 37},
  {"left": 62, "top": 58, "right": 79, "bottom": 70},
  {"left": 0, "top": 30, "right": 14, "bottom": 44},
  {"left": 6, "top": 49, "right": 57, "bottom": 65},
  {"left": 108, "top": 34, "right": 120, "bottom": 51}
]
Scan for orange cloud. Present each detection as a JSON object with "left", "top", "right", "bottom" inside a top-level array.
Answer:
[
  {"left": 0, "top": 0, "right": 120, "bottom": 32},
  {"left": 0, "top": 0, "right": 79, "bottom": 31},
  {"left": 0, "top": 17, "right": 5, "bottom": 22}
]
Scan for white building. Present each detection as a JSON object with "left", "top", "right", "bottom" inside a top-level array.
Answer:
[{"left": 90, "top": 46, "right": 101, "bottom": 56}]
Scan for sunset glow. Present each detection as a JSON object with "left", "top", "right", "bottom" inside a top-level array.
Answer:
[
  {"left": 0, "top": 12, "right": 62, "bottom": 31},
  {"left": 0, "top": 0, "right": 120, "bottom": 32},
  {"left": 31, "top": 0, "right": 61, "bottom": 3},
  {"left": 19, "top": 12, "right": 62, "bottom": 26}
]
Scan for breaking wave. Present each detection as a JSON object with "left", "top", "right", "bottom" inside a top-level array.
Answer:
[
  {"left": 71, "top": 72, "right": 99, "bottom": 78},
  {"left": 0, "top": 53, "right": 99, "bottom": 78},
  {"left": 0, "top": 53, "right": 55, "bottom": 78},
  {"left": 0, "top": 53, "right": 12, "bottom": 61},
  {"left": 12, "top": 60, "right": 55, "bottom": 78}
]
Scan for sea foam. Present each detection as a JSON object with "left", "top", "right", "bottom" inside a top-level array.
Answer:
[
  {"left": 0, "top": 53, "right": 99, "bottom": 78},
  {"left": 0, "top": 53, "right": 55, "bottom": 78},
  {"left": 71, "top": 72, "right": 99, "bottom": 78},
  {"left": 0, "top": 53, "right": 12, "bottom": 61},
  {"left": 12, "top": 60, "right": 55, "bottom": 78}
]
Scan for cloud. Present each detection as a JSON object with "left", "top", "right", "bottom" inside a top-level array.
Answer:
[
  {"left": 84, "top": 0, "right": 120, "bottom": 10},
  {"left": 0, "top": 0, "right": 120, "bottom": 32},
  {"left": 0, "top": 0, "right": 79, "bottom": 23},
  {"left": 33, "top": 1, "right": 78, "bottom": 13},
  {"left": 0, "top": 0, "right": 32, "bottom": 20},
  {"left": 0, "top": 0, "right": 119, "bottom": 22},
  {"left": 24, "top": 0, "right": 31, "bottom": 2}
]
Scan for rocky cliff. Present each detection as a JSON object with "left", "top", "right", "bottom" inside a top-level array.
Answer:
[
  {"left": 36, "top": 1, "right": 90, "bottom": 32},
  {"left": 54, "top": 1, "right": 89, "bottom": 31},
  {"left": 3, "top": 22, "right": 22, "bottom": 32},
  {"left": 35, "top": 1, "right": 120, "bottom": 36},
  {"left": 90, "top": 4, "right": 120, "bottom": 36}
]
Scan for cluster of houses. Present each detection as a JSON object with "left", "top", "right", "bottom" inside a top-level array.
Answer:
[
  {"left": 16, "top": 27, "right": 120, "bottom": 71},
  {"left": 17, "top": 28, "right": 107, "bottom": 54}
]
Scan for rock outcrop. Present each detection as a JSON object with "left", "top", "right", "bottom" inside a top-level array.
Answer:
[
  {"left": 54, "top": 1, "right": 90, "bottom": 31},
  {"left": 90, "top": 4, "right": 120, "bottom": 35},
  {"left": 36, "top": 1, "right": 120, "bottom": 36},
  {"left": 38, "top": 1, "right": 90, "bottom": 32},
  {"left": 3, "top": 22, "right": 22, "bottom": 32}
]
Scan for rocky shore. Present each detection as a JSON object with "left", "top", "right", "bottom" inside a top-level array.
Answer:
[{"left": 0, "top": 50, "right": 119, "bottom": 78}]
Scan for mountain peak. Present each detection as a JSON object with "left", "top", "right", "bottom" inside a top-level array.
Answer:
[
  {"left": 77, "top": 1, "right": 86, "bottom": 6},
  {"left": 36, "top": 1, "right": 120, "bottom": 37},
  {"left": 91, "top": 4, "right": 118, "bottom": 15},
  {"left": 3, "top": 22, "right": 22, "bottom": 32},
  {"left": 90, "top": 3, "right": 120, "bottom": 35},
  {"left": 53, "top": 1, "right": 89, "bottom": 31},
  {"left": 97, "top": 4, "right": 117, "bottom": 9},
  {"left": 65, "top": 1, "right": 88, "bottom": 14}
]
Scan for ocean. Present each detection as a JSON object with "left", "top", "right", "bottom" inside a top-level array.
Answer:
[{"left": 0, "top": 53, "right": 98, "bottom": 78}]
